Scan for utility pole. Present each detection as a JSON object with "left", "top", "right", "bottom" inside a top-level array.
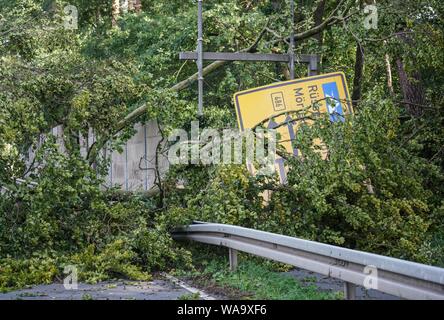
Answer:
[
  {"left": 183, "top": 0, "right": 318, "bottom": 115},
  {"left": 197, "top": 0, "right": 204, "bottom": 116}
]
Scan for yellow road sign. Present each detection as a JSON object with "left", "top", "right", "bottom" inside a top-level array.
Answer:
[{"left": 233, "top": 72, "right": 353, "bottom": 183}]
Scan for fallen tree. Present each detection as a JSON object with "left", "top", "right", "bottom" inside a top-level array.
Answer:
[{"left": 87, "top": 0, "right": 357, "bottom": 165}]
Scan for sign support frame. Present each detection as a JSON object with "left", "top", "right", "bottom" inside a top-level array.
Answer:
[{"left": 184, "top": 0, "right": 318, "bottom": 115}]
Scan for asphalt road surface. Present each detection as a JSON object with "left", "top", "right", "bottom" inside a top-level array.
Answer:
[
  {"left": 0, "top": 279, "right": 192, "bottom": 300},
  {"left": 286, "top": 268, "right": 400, "bottom": 300}
]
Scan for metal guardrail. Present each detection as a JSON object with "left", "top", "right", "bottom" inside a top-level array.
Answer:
[
  {"left": 1, "top": 178, "right": 38, "bottom": 193},
  {"left": 172, "top": 222, "right": 444, "bottom": 300}
]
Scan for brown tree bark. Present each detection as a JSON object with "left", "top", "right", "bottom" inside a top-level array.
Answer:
[
  {"left": 134, "top": 0, "right": 142, "bottom": 13},
  {"left": 128, "top": 0, "right": 134, "bottom": 11},
  {"left": 384, "top": 41, "right": 394, "bottom": 96},
  {"left": 313, "top": 0, "right": 326, "bottom": 46},
  {"left": 271, "top": 0, "right": 284, "bottom": 11},
  {"left": 351, "top": 42, "right": 364, "bottom": 108},
  {"left": 351, "top": 0, "right": 368, "bottom": 108},
  {"left": 112, "top": 0, "right": 120, "bottom": 27}
]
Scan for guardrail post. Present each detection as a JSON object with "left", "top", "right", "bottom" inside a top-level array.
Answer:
[
  {"left": 229, "top": 248, "right": 238, "bottom": 271},
  {"left": 344, "top": 282, "right": 357, "bottom": 300}
]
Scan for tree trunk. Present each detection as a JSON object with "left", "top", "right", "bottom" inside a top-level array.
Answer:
[
  {"left": 134, "top": 0, "right": 142, "bottom": 13},
  {"left": 128, "top": 0, "right": 134, "bottom": 11},
  {"left": 112, "top": 0, "right": 120, "bottom": 27},
  {"left": 271, "top": 0, "right": 284, "bottom": 11},
  {"left": 271, "top": 0, "right": 289, "bottom": 79},
  {"left": 313, "top": 0, "right": 326, "bottom": 46},
  {"left": 121, "top": 0, "right": 128, "bottom": 13},
  {"left": 395, "top": 31, "right": 426, "bottom": 117},
  {"left": 396, "top": 59, "right": 425, "bottom": 117},
  {"left": 384, "top": 41, "right": 394, "bottom": 96}
]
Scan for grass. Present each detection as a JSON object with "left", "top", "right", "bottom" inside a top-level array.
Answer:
[
  {"left": 178, "top": 292, "right": 201, "bottom": 300},
  {"left": 430, "top": 231, "right": 444, "bottom": 267},
  {"left": 175, "top": 249, "right": 341, "bottom": 300}
]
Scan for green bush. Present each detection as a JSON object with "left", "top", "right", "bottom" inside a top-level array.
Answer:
[
  {"left": 70, "top": 240, "right": 151, "bottom": 283},
  {"left": 0, "top": 141, "right": 192, "bottom": 291},
  {"left": 273, "top": 100, "right": 439, "bottom": 262},
  {"left": 185, "top": 165, "right": 264, "bottom": 227}
]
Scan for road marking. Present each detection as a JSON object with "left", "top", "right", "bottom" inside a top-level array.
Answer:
[{"left": 161, "top": 273, "right": 216, "bottom": 300}]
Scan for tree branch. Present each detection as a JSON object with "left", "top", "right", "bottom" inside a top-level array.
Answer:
[{"left": 87, "top": 22, "right": 270, "bottom": 164}]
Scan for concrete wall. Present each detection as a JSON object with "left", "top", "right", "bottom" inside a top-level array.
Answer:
[{"left": 26, "top": 120, "right": 168, "bottom": 192}]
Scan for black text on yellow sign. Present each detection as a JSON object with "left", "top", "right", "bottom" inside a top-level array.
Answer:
[{"left": 233, "top": 72, "right": 353, "bottom": 183}]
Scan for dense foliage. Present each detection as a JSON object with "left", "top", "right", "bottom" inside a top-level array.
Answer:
[{"left": 0, "top": 0, "right": 443, "bottom": 291}]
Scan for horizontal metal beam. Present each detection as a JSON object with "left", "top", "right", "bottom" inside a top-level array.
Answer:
[
  {"left": 179, "top": 52, "right": 317, "bottom": 64},
  {"left": 172, "top": 222, "right": 444, "bottom": 300}
]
